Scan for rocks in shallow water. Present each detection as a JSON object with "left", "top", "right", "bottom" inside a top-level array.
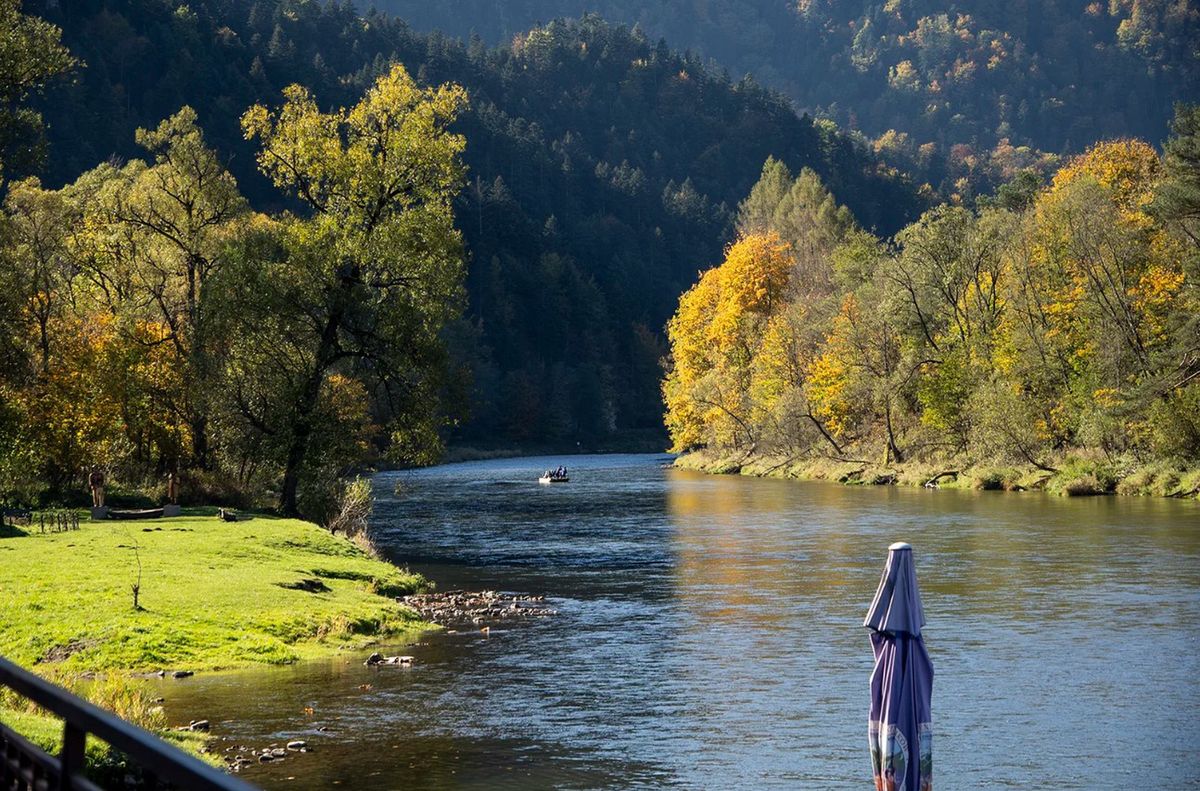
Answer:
[
  {"left": 365, "top": 653, "right": 413, "bottom": 666},
  {"left": 397, "top": 590, "right": 557, "bottom": 627},
  {"left": 188, "top": 719, "right": 210, "bottom": 731},
  {"left": 229, "top": 741, "right": 313, "bottom": 771},
  {"left": 172, "top": 670, "right": 194, "bottom": 679}
]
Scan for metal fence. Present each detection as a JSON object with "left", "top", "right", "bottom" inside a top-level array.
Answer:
[
  {"left": 0, "top": 656, "right": 257, "bottom": 790},
  {"left": 1, "top": 510, "right": 80, "bottom": 534}
]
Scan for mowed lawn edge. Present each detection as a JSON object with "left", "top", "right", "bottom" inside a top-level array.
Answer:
[{"left": 0, "top": 514, "right": 432, "bottom": 673}]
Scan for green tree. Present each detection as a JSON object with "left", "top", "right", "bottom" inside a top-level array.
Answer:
[
  {"left": 106, "top": 108, "right": 248, "bottom": 469},
  {"left": 237, "top": 64, "right": 467, "bottom": 515},
  {"left": 1151, "top": 104, "right": 1200, "bottom": 452},
  {"left": 0, "top": 0, "right": 76, "bottom": 184},
  {"left": 737, "top": 157, "right": 855, "bottom": 290}
]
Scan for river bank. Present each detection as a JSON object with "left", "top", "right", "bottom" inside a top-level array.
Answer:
[
  {"left": 675, "top": 449, "right": 1200, "bottom": 500},
  {"left": 0, "top": 512, "right": 434, "bottom": 774},
  {"left": 157, "top": 454, "right": 1199, "bottom": 789}
]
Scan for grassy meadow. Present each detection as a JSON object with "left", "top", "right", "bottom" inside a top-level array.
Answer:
[
  {"left": 0, "top": 513, "right": 430, "bottom": 671},
  {"left": 0, "top": 512, "right": 432, "bottom": 773}
]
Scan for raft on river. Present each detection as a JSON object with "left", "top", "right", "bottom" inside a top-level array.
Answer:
[{"left": 538, "top": 474, "right": 569, "bottom": 483}]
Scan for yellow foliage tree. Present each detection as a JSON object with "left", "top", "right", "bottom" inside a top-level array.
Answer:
[
  {"left": 1010, "top": 138, "right": 1186, "bottom": 450},
  {"left": 663, "top": 233, "right": 791, "bottom": 451}
]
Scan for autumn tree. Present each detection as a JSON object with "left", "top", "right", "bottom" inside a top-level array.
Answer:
[
  {"left": 0, "top": 178, "right": 131, "bottom": 496},
  {"left": 807, "top": 238, "right": 912, "bottom": 463},
  {"left": 663, "top": 234, "right": 792, "bottom": 451}
]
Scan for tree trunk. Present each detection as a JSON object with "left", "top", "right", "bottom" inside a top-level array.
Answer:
[
  {"left": 884, "top": 399, "right": 904, "bottom": 463},
  {"left": 278, "top": 284, "right": 348, "bottom": 516},
  {"left": 190, "top": 414, "right": 211, "bottom": 470},
  {"left": 279, "top": 419, "right": 313, "bottom": 517},
  {"left": 805, "top": 412, "right": 842, "bottom": 455},
  {"left": 185, "top": 253, "right": 211, "bottom": 470}
]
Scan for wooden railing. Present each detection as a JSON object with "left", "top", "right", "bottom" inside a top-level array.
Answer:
[{"left": 0, "top": 656, "right": 257, "bottom": 790}]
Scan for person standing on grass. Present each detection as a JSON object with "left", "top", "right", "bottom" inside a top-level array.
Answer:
[{"left": 89, "top": 466, "right": 105, "bottom": 507}]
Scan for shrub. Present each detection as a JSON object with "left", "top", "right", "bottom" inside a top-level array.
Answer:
[
  {"left": 1062, "top": 474, "right": 1104, "bottom": 496},
  {"left": 1116, "top": 463, "right": 1182, "bottom": 497},
  {"left": 967, "top": 466, "right": 1022, "bottom": 490},
  {"left": 1047, "top": 454, "right": 1118, "bottom": 496},
  {"left": 973, "top": 469, "right": 1006, "bottom": 490},
  {"left": 83, "top": 674, "right": 166, "bottom": 732},
  {"left": 327, "top": 477, "right": 377, "bottom": 556},
  {"left": 181, "top": 469, "right": 253, "bottom": 509}
]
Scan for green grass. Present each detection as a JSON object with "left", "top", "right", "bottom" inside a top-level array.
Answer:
[
  {"left": 0, "top": 513, "right": 432, "bottom": 776},
  {"left": 0, "top": 514, "right": 431, "bottom": 672},
  {"left": 0, "top": 707, "right": 216, "bottom": 783},
  {"left": 0, "top": 707, "right": 210, "bottom": 759}
]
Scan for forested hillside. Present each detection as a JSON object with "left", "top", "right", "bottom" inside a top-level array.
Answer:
[
  {"left": 14, "top": 0, "right": 921, "bottom": 480},
  {"left": 371, "top": 0, "right": 1200, "bottom": 198}
]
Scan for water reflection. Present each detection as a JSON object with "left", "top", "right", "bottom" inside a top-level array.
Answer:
[{"left": 159, "top": 455, "right": 1200, "bottom": 789}]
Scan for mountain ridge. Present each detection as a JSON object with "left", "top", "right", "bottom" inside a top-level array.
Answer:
[{"left": 30, "top": 0, "right": 924, "bottom": 445}]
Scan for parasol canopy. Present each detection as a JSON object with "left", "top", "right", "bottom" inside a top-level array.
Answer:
[{"left": 865, "top": 542, "right": 933, "bottom": 791}]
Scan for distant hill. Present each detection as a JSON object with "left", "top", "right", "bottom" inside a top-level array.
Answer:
[
  {"left": 367, "top": 0, "right": 1200, "bottom": 197},
  {"left": 31, "top": 1, "right": 923, "bottom": 448}
]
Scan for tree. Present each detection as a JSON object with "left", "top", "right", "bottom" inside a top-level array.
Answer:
[
  {"left": 237, "top": 64, "right": 467, "bottom": 516},
  {"left": 663, "top": 233, "right": 791, "bottom": 451},
  {"left": 888, "top": 205, "right": 1013, "bottom": 448},
  {"left": 1, "top": 178, "right": 76, "bottom": 375},
  {"left": 105, "top": 108, "right": 248, "bottom": 469},
  {"left": 808, "top": 281, "right": 908, "bottom": 463},
  {"left": 1154, "top": 104, "right": 1200, "bottom": 248},
  {"left": 1151, "top": 104, "right": 1200, "bottom": 442},
  {"left": 1003, "top": 139, "right": 1188, "bottom": 456},
  {"left": 737, "top": 157, "right": 855, "bottom": 291},
  {"left": 0, "top": 0, "right": 76, "bottom": 184}
]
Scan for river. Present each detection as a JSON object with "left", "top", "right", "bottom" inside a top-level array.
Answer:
[{"left": 159, "top": 453, "right": 1200, "bottom": 789}]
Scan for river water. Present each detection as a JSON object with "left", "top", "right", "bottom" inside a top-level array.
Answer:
[{"left": 160, "top": 454, "right": 1200, "bottom": 789}]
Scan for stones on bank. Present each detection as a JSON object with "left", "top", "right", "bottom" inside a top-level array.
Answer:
[{"left": 398, "top": 590, "right": 557, "bottom": 627}]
